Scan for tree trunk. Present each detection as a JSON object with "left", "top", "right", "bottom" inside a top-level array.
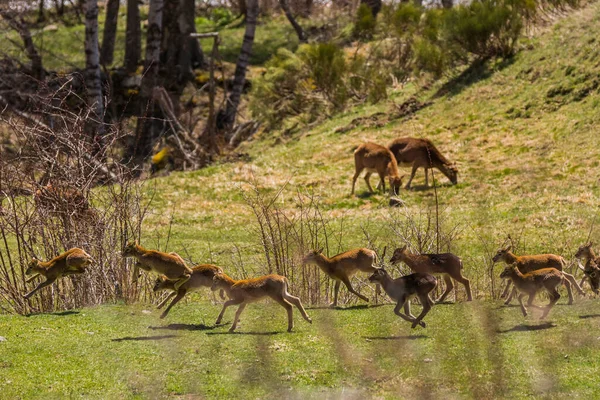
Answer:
[
  {"left": 100, "top": 0, "right": 119, "bottom": 65},
  {"left": 180, "top": 0, "right": 205, "bottom": 69},
  {"left": 124, "top": 0, "right": 141, "bottom": 74},
  {"left": 84, "top": 0, "right": 105, "bottom": 147},
  {"left": 216, "top": 0, "right": 258, "bottom": 131},
  {"left": 360, "top": 0, "right": 382, "bottom": 17},
  {"left": 303, "top": 0, "right": 313, "bottom": 17},
  {"left": 279, "top": 0, "right": 307, "bottom": 42},
  {"left": 38, "top": 0, "right": 46, "bottom": 22},
  {"left": 130, "top": 0, "right": 164, "bottom": 169},
  {"left": 54, "top": 0, "right": 65, "bottom": 16},
  {"left": 238, "top": 0, "right": 247, "bottom": 17},
  {"left": 440, "top": 0, "right": 453, "bottom": 8},
  {"left": 0, "top": 12, "right": 45, "bottom": 81}
]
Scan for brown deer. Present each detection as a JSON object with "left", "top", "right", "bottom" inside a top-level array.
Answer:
[
  {"left": 33, "top": 183, "right": 93, "bottom": 217},
  {"left": 153, "top": 264, "right": 226, "bottom": 319},
  {"left": 492, "top": 246, "right": 584, "bottom": 305},
  {"left": 351, "top": 142, "right": 403, "bottom": 196},
  {"left": 389, "top": 246, "right": 472, "bottom": 303},
  {"left": 302, "top": 248, "right": 378, "bottom": 307},
  {"left": 211, "top": 272, "right": 312, "bottom": 332},
  {"left": 500, "top": 265, "right": 568, "bottom": 318},
  {"left": 368, "top": 268, "right": 437, "bottom": 328},
  {"left": 121, "top": 242, "right": 193, "bottom": 292},
  {"left": 388, "top": 137, "right": 458, "bottom": 189},
  {"left": 23, "top": 248, "right": 93, "bottom": 299},
  {"left": 575, "top": 242, "right": 600, "bottom": 294}
]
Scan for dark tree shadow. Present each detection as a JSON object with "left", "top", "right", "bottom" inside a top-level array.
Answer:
[
  {"left": 111, "top": 335, "right": 177, "bottom": 342},
  {"left": 307, "top": 303, "right": 390, "bottom": 311},
  {"left": 364, "top": 334, "right": 428, "bottom": 341},
  {"left": 433, "top": 57, "right": 516, "bottom": 99},
  {"left": 579, "top": 314, "right": 600, "bottom": 319},
  {"left": 25, "top": 310, "right": 80, "bottom": 317},
  {"left": 496, "top": 322, "right": 556, "bottom": 333},
  {"left": 148, "top": 323, "right": 218, "bottom": 331},
  {"left": 206, "top": 331, "right": 282, "bottom": 336},
  {"left": 356, "top": 191, "right": 378, "bottom": 199}
]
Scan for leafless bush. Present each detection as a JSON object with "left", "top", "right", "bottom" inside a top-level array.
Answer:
[{"left": 0, "top": 102, "right": 154, "bottom": 314}]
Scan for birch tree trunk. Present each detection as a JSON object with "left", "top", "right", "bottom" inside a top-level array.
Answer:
[
  {"left": 129, "top": 0, "right": 164, "bottom": 169},
  {"left": 124, "top": 0, "right": 141, "bottom": 74},
  {"left": 216, "top": 0, "right": 258, "bottom": 131},
  {"left": 38, "top": 0, "right": 46, "bottom": 22},
  {"left": 100, "top": 0, "right": 120, "bottom": 65},
  {"left": 279, "top": 0, "right": 307, "bottom": 42},
  {"left": 84, "top": 0, "right": 105, "bottom": 145}
]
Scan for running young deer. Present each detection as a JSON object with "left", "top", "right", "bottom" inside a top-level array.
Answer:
[
  {"left": 368, "top": 268, "right": 437, "bottom": 328},
  {"left": 302, "top": 248, "right": 378, "bottom": 307},
  {"left": 492, "top": 245, "right": 584, "bottom": 305},
  {"left": 23, "top": 248, "right": 93, "bottom": 299},
  {"left": 153, "top": 264, "right": 226, "bottom": 319},
  {"left": 388, "top": 137, "right": 458, "bottom": 189},
  {"left": 121, "top": 242, "right": 193, "bottom": 292},
  {"left": 389, "top": 246, "right": 472, "bottom": 303},
  {"left": 351, "top": 142, "right": 403, "bottom": 196},
  {"left": 575, "top": 242, "right": 600, "bottom": 294},
  {"left": 500, "top": 265, "right": 569, "bottom": 319},
  {"left": 211, "top": 272, "right": 312, "bottom": 332}
]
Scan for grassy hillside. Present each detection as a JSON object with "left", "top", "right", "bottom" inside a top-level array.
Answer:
[{"left": 2, "top": 3, "right": 600, "bottom": 399}]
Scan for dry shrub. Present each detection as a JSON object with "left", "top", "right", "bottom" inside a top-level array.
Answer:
[{"left": 0, "top": 102, "right": 154, "bottom": 314}]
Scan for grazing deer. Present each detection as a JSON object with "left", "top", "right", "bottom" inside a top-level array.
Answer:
[
  {"left": 33, "top": 183, "right": 92, "bottom": 216},
  {"left": 121, "top": 242, "right": 193, "bottom": 292},
  {"left": 23, "top": 248, "right": 93, "bottom": 299},
  {"left": 492, "top": 246, "right": 584, "bottom": 305},
  {"left": 500, "top": 265, "right": 568, "bottom": 319},
  {"left": 389, "top": 246, "right": 472, "bottom": 303},
  {"left": 302, "top": 248, "right": 378, "bottom": 307},
  {"left": 211, "top": 272, "right": 312, "bottom": 332},
  {"left": 575, "top": 242, "right": 600, "bottom": 294},
  {"left": 153, "top": 264, "right": 226, "bottom": 319},
  {"left": 351, "top": 142, "right": 403, "bottom": 196},
  {"left": 388, "top": 137, "right": 458, "bottom": 189},
  {"left": 368, "top": 268, "right": 437, "bottom": 328}
]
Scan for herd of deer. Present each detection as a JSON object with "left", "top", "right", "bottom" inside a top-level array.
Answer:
[
  {"left": 22, "top": 239, "right": 599, "bottom": 331},
  {"left": 18, "top": 137, "right": 599, "bottom": 331}
]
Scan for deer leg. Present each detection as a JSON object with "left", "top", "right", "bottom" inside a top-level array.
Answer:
[
  {"left": 215, "top": 298, "right": 244, "bottom": 325},
  {"left": 562, "top": 277, "right": 574, "bottom": 305},
  {"left": 25, "top": 274, "right": 40, "bottom": 283},
  {"left": 541, "top": 288, "right": 560, "bottom": 319},
  {"left": 394, "top": 297, "right": 425, "bottom": 327},
  {"left": 23, "top": 278, "right": 56, "bottom": 299},
  {"left": 157, "top": 292, "right": 176, "bottom": 309},
  {"left": 229, "top": 303, "right": 247, "bottom": 332},
  {"left": 562, "top": 272, "right": 584, "bottom": 296},
  {"left": 404, "top": 301, "right": 416, "bottom": 319},
  {"left": 160, "top": 290, "right": 187, "bottom": 319},
  {"left": 273, "top": 296, "right": 295, "bottom": 332},
  {"left": 517, "top": 293, "right": 528, "bottom": 317},
  {"left": 351, "top": 167, "right": 363, "bottom": 195},
  {"left": 173, "top": 273, "right": 191, "bottom": 292},
  {"left": 454, "top": 273, "right": 472, "bottom": 301},
  {"left": 340, "top": 276, "right": 369, "bottom": 303},
  {"left": 377, "top": 172, "right": 386, "bottom": 193},
  {"left": 425, "top": 168, "right": 429, "bottom": 187},
  {"left": 283, "top": 292, "right": 312, "bottom": 324},
  {"left": 500, "top": 279, "right": 512, "bottom": 299},
  {"left": 331, "top": 280, "right": 341, "bottom": 307},
  {"left": 364, "top": 172, "right": 374, "bottom": 193},
  {"left": 505, "top": 286, "right": 517, "bottom": 305},
  {"left": 405, "top": 165, "right": 419, "bottom": 189},
  {"left": 412, "top": 293, "right": 433, "bottom": 329},
  {"left": 579, "top": 276, "right": 587, "bottom": 290},
  {"left": 436, "top": 275, "right": 454, "bottom": 303}
]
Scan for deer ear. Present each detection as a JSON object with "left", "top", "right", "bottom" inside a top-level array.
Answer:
[
  {"left": 505, "top": 245, "right": 512, "bottom": 251},
  {"left": 400, "top": 245, "right": 407, "bottom": 251},
  {"left": 317, "top": 247, "right": 324, "bottom": 254}
]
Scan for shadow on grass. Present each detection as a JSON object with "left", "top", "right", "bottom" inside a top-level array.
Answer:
[
  {"left": 148, "top": 323, "right": 217, "bottom": 332},
  {"left": 206, "top": 331, "right": 282, "bottom": 336},
  {"left": 406, "top": 183, "right": 454, "bottom": 192},
  {"left": 26, "top": 310, "right": 80, "bottom": 317},
  {"left": 579, "top": 314, "right": 600, "bottom": 319},
  {"left": 496, "top": 322, "right": 556, "bottom": 333},
  {"left": 307, "top": 303, "right": 390, "bottom": 311},
  {"left": 356, "top": 191, "right": 378, "bottom": 199},
  {"left": 364, "top": 334, "right": 428, "bottom": 340},
  {"left": 111, "top": 335, "right": 177, "bottom": 342}
]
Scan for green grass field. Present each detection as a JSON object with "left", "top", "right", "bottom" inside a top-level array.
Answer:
[{"left": 2, "top": 2, "right": 600, "bottom": 399}]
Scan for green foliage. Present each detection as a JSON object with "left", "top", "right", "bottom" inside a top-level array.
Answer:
[
  {"left": 354, "top": 3, "right": 377, "bottom": 40},
  {"left": 299, "top": 43, "right": 348, "bottom": 108},
  {"left": 209, "top": 7, "right": 236, "bottom": 26}
]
